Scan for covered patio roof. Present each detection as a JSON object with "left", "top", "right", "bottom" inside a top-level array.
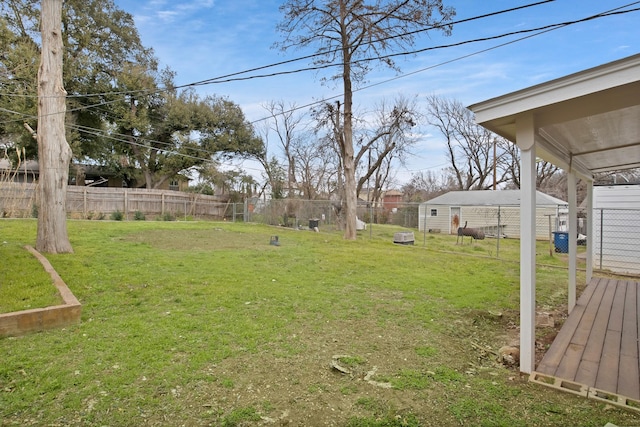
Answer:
[
  {"left": 468, "top": 53, "right": 640, "bottom": 380},
  {"left": 469, "top": 53, "right": 640, "bottom": 178}
]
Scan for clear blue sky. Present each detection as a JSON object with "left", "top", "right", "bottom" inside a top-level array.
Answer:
[{"left": 112, "top": 0, "right": 640, "bottom": 184}]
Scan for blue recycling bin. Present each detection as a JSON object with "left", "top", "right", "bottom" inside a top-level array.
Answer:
[{"left": 553, "top": 232, "right": 569, "bottom": 253}]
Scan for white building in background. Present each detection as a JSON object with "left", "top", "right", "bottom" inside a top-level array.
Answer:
[
  {"left": 592, "top": 184, "right": 640, "bottom": 275},
  {"left": 418, "top": 189, "right": 568, "bottom": 240}
]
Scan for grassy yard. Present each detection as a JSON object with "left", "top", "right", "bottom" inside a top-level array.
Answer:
[
  {"left": 0, "top": 219, "right": 636, "bottom": 426},
  {"left": 0, "top": 227, "right": 63, "bottom": 313}
]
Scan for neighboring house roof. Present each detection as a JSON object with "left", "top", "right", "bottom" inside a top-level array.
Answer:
[
  {"left": 0, "top": 159, "right": 39, "bottom": 173},
  {"left": 383, "top": 189, "right": 403, "bottom": 197},
  {"left": 424, "top": 189, "right": 567, "bottom": 206},
  {"left": 1, "top": 160, "right": 190, "bottom": 182},
  {"left": 358, "top": 189, "right": 403, "bottom": 201}
]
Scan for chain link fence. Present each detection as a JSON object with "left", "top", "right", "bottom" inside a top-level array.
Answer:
[
  {"left": 2, "top": 182, "right": 639, "bottom": 275},
  {"left": 593, "top": 208, "right": 640, "bottom": 275},
  {"left": 246, "top": 198, "right": 339, "bottom": 228},
  {"left": 418, "top": 203, "right": 568, "bottom": 240},
  {"left": 244, "top": 199, "right": 422, "bottom": 230}
]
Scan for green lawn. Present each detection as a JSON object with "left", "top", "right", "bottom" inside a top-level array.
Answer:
[
  {"left": 0, "top": 223, "right": 63, "bottom": 313},
  {"left": 0, "top": 219, "right": 635, "bottom": 426}
]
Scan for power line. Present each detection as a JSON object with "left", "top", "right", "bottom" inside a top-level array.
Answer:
[
  {"left": 4, "top": 4, "right": 635, "bottom": 128},
  {"left": 180, "top": 0, "right": 558, "bottom": 89},
  {"left": 247, "top": 4, "right": 640, "bottom": 124},
  {"left": 2, "top": 1, "right": 638, "bottom": 176},
  {"left": 0, "top": 0, "right": 560, "bottom": 100},
  {"left": 172, "top": 7, "right": 640, "bottom": 87},
  {"left": 0, "top": 104, "right": 237, "bottom": 163}
]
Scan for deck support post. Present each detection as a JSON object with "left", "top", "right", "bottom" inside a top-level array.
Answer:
[
  {"left": 585, "top": 181, "right": 593, "bottom": 283},
  {"left": 568, "top": 172, "right": 577, "bottom": 312},
  {"left": 517, "top": 114, "right": 536, "bottom": 374}
]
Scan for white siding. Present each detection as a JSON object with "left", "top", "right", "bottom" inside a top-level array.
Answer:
[
  {"left": 593, "top": 185, "right": 640, "bottom": 209},
  {"left": 592, "top": 185, "right": 640, "bottom": 275},
  {"left": 418, "top": 203, "right": 562, "bottom": 239},
  {"left": 419, "top": 204, "right": 450, "bottom": 233}
]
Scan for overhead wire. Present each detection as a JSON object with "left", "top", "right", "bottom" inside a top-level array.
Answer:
[
  {"left": 4, "top": 1, "right": 639, "bottom": 129},
  {"left": 172, "top": 7, "right": 640, "bottom": 87},
  {"left": 1, "top": 103, "right": 266, "bottom": 174},
  {"left": 179, "top": 0, "right": 558, "bottom": 89},
  {"left": 0, "top": 104, "right": 223, "bottom": 160},
  {"left": 248, "top": 4, "right": 640, "bottom": 124},
  {"left": 6, "top": 8, "right": 638, "bottom": 174},
  {"left": 3, "top": 4, "right": 638, "bottom": 129},
  {"left": 1, "top": 2, "right": 638, "bottom": 172},
  {"left": 0, "top": 0, "right": 560, "bottom": 100}
]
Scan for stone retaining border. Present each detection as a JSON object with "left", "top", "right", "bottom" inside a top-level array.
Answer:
[{"left": 0, "top": 245, "right": 81, "bottom": 337}]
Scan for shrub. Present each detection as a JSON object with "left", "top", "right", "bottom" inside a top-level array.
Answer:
[
  {"left": 158, "top": 212, "right": 175, "bottom": 221},
  {"left": 110, "top": 210, "right": 124, "bottom": 221},
  {"left": 133, "top": 211, "right": 146, "bottom": 221},
  {"left": 87, "top": 211, "right": 105, "bottom": 220}
]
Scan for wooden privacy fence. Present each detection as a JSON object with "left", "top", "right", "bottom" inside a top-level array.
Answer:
[{"left": 0, "top": 183, "right": 239, "bottom": 220}]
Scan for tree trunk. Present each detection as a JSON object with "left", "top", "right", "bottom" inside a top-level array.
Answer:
[
  {"left": 36, "top": 0, "right": 73, "bottom": 253},
  {"left": 342, "top": 94, "right": 357, "bottom": 240},
  {"left": 340, "top": 2, "right": 357, "bottom": 240}
]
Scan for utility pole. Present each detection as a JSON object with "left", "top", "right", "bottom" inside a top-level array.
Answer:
[{"left": 36, "top": 0, "right": 73, "bottom": 253}]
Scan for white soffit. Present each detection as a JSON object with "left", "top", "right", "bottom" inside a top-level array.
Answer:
[{"left": 468, "top": 54, "right": 640, "bottom": 176}]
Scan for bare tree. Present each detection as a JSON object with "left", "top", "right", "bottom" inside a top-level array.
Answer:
[
  {"left": 36, "top": 0, "right": 73, "bottom": 253},
  {"left": 312, "top": 101, "right": 346, "bottom": 214},
  {"left": 355, "top": 96, "right": 418, "bottom": 203},
  {"left": 276, "top": 0, "right": 455, "bottom": 239},
  {"left": 312, "top": 95, "right": 418, "bottom": 217},
  {"left": 500, "top": 139, "right": 562, "bottom": 190},
  {"left": 292, "top": 136, "right": 338, "bottom": 199},
  {"left": 426, "top": 95, "right": 513, "bottom": 190},
  {"left": 262, "top": 101, "right": 308, "bottom": 197},
  {"left": 594, "top": 169, "right": 640, "bottom": 185},
  {"left": 401, "top": 170, "right": 450, "bottom": 202}
]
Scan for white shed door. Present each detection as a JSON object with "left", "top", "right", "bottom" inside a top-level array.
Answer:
[{"left": 450, "top": 207, "right": 461, "bottom": 234}]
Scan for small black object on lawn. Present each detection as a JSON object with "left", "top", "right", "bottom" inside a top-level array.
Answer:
[
  {"left": 309, "top": 218, "right": 319, "bottom": 229},
  {"left": 270, "top": 236, "right": 280, "bottom": 246}
]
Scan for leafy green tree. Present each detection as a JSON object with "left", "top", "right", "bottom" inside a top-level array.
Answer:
[
  {"left": 0, "top": 9, "right": 39, "bottom": 151},
  {"left": 113, "top": 70, "right": 264, "bottom": 189},
  {"left": 0, "top": 0, "right": 154, "bottom": 163},
  {"left": 1, "top": 0, "right": 264, "bottom": 189}
]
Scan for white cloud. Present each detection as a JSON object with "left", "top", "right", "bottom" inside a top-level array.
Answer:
[{"left": 156, "top": 10, "right": 180, "bottom": 23}]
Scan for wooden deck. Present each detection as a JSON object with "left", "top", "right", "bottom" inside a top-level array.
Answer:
[{"left": 531, "top": 277, "right": 640, "bottom": 412}]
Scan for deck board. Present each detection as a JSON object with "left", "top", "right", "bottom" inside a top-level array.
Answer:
[
  {"left": 534, "top": 278, "right": 640, "bottom": 403},
  {"left": 595, "top": 321, "right": 622, "bottom": 393},
  {"left": 536, "top": 280, "right": 598, "bottom": 375},
  {"left": 619, "top": 282, "right": 639, "bottom": 398},
  {"left": 554, "top": 279, "right": 608, "bottom": 380}
]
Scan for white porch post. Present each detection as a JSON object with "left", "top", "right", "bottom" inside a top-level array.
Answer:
[
  {"left": 517, "top": 114, "right": 536, "bottom": 374},
  {"left": 585, "top": 180, "right": 593, "bottom": 283},
  {"left": 568, "top": 172, "right": 577, "bottom": 312}
]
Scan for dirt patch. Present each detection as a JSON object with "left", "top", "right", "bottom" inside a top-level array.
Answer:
[
  {"left": 142, "top": 315, "right": 463, "bottom": 426},
  {"left": 133, "top": 298, "right": 554, "bottom": 427},
  {"left": 124, "top": 228, "right": 275, "bottom": 251}
]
